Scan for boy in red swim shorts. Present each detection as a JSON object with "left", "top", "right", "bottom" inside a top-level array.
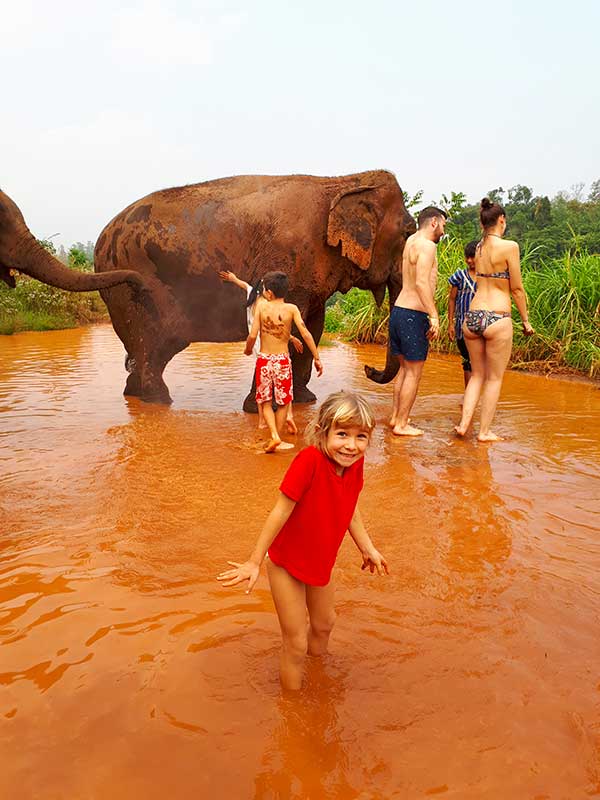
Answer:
[{"left": 245, "top": 271, "right": 323, "bottom": 453}]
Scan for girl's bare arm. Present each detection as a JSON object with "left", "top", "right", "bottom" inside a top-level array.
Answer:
[
  {"left": 348, "top": 506, "right": 389, "bottom": 575},
  {"left": 217, "top": 493, "right": 296, "bottom": 593},
  {"left": 219, "top": 270, "right": 251, "bottom": 292}
]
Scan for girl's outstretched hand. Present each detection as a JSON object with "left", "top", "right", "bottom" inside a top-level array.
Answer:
[
  {"left": 360, "top": 549, "right": 389, "bottom": 576},
  {"left": 218, "top": 270, "right": 236, "bottom": 283},
  {"left": 217, "top": 560, "right": 260, "bottom": 594}
]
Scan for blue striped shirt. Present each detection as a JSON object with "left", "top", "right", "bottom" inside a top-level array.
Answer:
[{"left": 448, "top": 269, "right": 476, "bottom": 339}]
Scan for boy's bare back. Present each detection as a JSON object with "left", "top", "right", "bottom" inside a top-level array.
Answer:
[{"left": 258, "top": 301, "right": 298, "bottom": 355}]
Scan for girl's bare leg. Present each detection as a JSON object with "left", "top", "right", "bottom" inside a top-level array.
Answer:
[
  {"left": 257, "top": 402, "right": 266, "bottom": 429},
  {"left": 306, "top": 581, "right": 336, "bottom": 656},
  {"left": 267, "top": 559, "right": 308, "bottom": 691},
  {"left": 455, "top": 332, "right": 486, "bottom": 435},
  {"left": 286, "top": 404, "right": 298, "bottom": 434},
  {"left": 479, "top": 319, "right": 513, "bottom": 441}
]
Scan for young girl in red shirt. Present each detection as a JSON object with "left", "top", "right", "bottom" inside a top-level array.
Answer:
[{"left": 217, "top": 391, "right": 389, "bottom": 691}]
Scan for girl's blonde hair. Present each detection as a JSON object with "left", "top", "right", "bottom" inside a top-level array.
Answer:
[{"left": 305, "top": 391, "right": 376, "bottom": 453}]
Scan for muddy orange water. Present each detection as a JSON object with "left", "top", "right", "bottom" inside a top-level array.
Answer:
[{"left": 1, "top": 325, "right": 599, "bottom": 799}]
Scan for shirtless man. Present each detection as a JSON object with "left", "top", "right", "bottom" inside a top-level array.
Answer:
[
  {"left": 388, "top": 206, "right": 447, "bottom": 436},
  {"left": 245, "top": 270, "right": 323, "bottom": 452}
]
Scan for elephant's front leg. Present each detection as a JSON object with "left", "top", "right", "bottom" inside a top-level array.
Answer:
[{"left": 291, "top": 304, "right": 324, "bottom": 404}]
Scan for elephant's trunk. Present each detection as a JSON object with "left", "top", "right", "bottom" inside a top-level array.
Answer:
[
  {"left": 0, "top": 189, "right": 148, "bottom": 294},
  {"left": 364, "top": 273, "right": 402, "bottom": 385},
  {"left": 15, "top": 234, "right": 147, "bottom": 293}
]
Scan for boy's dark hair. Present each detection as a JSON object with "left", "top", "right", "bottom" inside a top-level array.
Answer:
[
  {"left": 464, "top": 240, "right": 478, "bottom": 259},
  {"left": 262, "top": 270, "right": 289, "bottom": 299},
  {"left": 417, "top": 206, "right": 448, "bottom": 228}
]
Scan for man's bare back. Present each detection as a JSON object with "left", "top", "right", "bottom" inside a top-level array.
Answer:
[{"left": 395, "top": 232, "right": 438, "bottom": 314}]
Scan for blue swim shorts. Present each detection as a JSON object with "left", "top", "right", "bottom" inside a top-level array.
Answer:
[{"left": 389, "top": 306, "right": 430, "bottom": 362}]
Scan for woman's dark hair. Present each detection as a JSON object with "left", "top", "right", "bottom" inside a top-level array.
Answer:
[
  {"left": 246, "top": 279, "right": 263, "bottom": 308},
  {"left": 480, "top": 197, "right": 506, "bottom": 229},
  {"left": 464, "top": 240, "right": 478, "bottom": 259}
]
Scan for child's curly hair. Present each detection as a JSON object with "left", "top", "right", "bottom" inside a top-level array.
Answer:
[{"left": 304, "top": 391, "right": 376, "bottom": 454}]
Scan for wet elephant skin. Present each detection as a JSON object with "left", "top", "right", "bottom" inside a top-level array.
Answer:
[{"left": 94, "top": 171, "right": 416, "bottom": 405}]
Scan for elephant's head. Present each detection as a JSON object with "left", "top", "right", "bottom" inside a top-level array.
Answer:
[
  {"left": 0, "top": 188, "right": 152, "bottom": 297},
  {"left": 326, "top": 172, "right": 415, "bottom": 306},
  {"left": 325, "top": 172, "right": 416, "bottom": 384}
]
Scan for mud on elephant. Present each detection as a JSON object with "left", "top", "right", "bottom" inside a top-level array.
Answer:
[{"left": 94, "top": 170, "right": 416, "bottom": 406}]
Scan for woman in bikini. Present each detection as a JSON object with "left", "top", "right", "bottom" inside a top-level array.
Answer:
[{"left": 454, "top": 198, "right": 534, "bottom": 442}]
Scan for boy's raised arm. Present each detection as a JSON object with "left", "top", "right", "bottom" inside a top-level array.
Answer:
[{"left": 291, "top": 306, "right": 323, "bottom": 376}]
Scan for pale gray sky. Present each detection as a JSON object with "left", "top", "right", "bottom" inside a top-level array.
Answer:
[{"left": 2, "top": 0, "right": 599, "bottom": 248}]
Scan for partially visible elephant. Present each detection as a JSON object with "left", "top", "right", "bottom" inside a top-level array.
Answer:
[
  {"left": 95, "top": 170, "right": 416, "bottom": 405},
  {"left": 0, "top": 189, "right": 151, "bottom": 298}
]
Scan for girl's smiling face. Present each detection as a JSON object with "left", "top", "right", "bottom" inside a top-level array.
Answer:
[{"left": 325, "top": 424, "right": 370, "bottom": 474}]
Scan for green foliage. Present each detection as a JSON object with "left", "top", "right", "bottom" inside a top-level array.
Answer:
[
  {"left": 324, "top": 288, "right": 389, "bottom": 343},
  {"left": 0, "top": 273, "right": 107, "bottom": 334},
  {"left": 325, "top": 232, "right": 600, "bottom": 378}
]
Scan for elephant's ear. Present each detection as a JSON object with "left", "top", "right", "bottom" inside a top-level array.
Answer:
[{"left": 327, "top": 185, "right": 380, "bottom": 270}]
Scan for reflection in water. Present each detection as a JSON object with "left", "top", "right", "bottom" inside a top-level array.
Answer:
[
  {"left": 255, "top": 663, "right": 358, "bottom": 800},
  {"left": 1, "top": 325, "right": 599, "bottom": 798},
  {"left": 442, "top": 448, "right": 512, "bottom": 584}
]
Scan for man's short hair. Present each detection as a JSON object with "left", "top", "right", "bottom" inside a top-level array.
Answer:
[
  {"left": 262, "top": 270, "right": 289, "bottom": 299},
  {"left": 417, "top": 206, "right": 448, "bottom": 228}
]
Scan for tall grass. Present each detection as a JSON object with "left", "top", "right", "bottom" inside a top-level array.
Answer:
[
  {"left": 0, "top": 275, "right": 108, "bottom": 335},
  {"left": 324, "top": 237, "right": 600, "bottom": 378}
]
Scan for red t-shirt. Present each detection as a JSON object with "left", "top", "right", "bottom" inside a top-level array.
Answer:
[{"left": 268, "top": 446, "right": 364, "bottom": 586}]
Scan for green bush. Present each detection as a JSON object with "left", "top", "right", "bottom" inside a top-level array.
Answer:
[{"left": 324, "top": 237, "right": 600, "bottom": 378}]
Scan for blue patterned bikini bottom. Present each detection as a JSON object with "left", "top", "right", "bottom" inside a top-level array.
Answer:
[{"left": 465, "top": 309, "right": 511, "bottom": 336}]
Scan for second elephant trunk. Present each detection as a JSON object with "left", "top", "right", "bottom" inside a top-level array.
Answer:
[{"left": 364, "top": 275, "right": 402, "bottom": 385}]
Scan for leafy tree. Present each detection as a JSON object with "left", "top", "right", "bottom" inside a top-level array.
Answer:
[
  {"left": 402, "top": 189, "right": 424, "bottom": 210},
  {"left": 588, "top": 179, "right": 600, "bottom": 203},
  {"left": 38, "top": 239, "right": 57, "bottom": 255}
]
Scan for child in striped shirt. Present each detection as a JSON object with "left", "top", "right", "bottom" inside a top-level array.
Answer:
[{"left": 447, "top": 241, "right": 478, "bottom": 387}]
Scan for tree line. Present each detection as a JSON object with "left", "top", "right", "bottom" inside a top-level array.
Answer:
[{"left": 404, "top": 179, "right": 600, "bottom": 259}]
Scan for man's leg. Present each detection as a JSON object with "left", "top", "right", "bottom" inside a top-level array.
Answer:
[
  {"left": 391, "top": 359, "right": 426, "bottom": 436},
  {"left": 267, "top": 559, "right": 308, "bottom": 691},
  {"left": 389, "top": 355, "right": 405, "bottom": 428}
]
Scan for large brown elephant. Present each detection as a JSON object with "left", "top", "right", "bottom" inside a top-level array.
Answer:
[
  {"left": 0, "top": 189, "right": 151, "bottom": 298},
  {"left": 95, "top": 170, "right": 415, "bottom": 405}
]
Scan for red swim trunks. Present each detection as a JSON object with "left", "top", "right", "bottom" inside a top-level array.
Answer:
[{"left": 255, "top": 353, "right": 293, "bottom": 406}]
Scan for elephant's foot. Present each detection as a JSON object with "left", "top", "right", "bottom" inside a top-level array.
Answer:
[
  {"left": 140, "top": 381, "right": 173, "bottom": 405},
  {"left": 124, "top": 371, "right": 172, "bottom": 405},
  {"left": 124, "top": 371, "right": 143, "bottom": 397},
  {"left": 292, "top": 385, "right": 317, "bottom": 404}
]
